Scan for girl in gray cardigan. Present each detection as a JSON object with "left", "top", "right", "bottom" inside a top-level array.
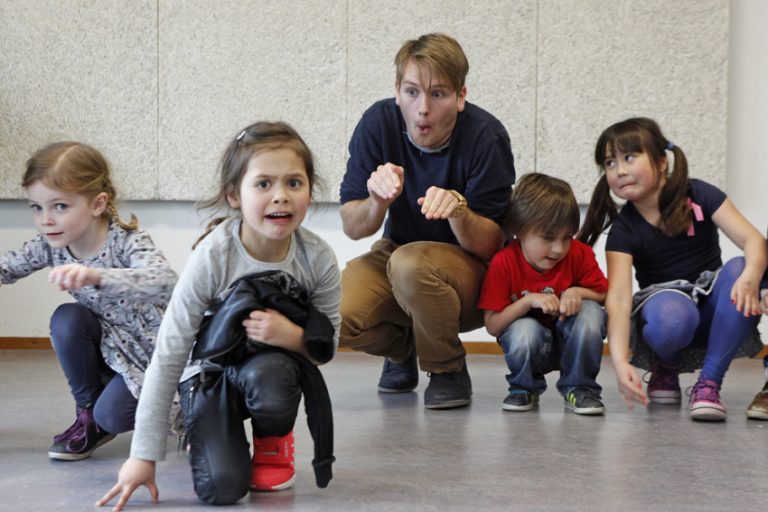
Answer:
[{"left": 99, "top": 122, "right": 340, "bottom": 509}]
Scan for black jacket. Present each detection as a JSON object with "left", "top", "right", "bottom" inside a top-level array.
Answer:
[{"left": 193, "top": 270, "right": 335, "bottom": 487}]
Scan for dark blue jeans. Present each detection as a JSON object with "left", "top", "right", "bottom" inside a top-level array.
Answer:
[
  {"left": 498, "top": 300, "right": 606, "bottom": 396},
  {"left": 179, "top": 350, "right": 302, "bottom": 505},
  {"left": 50, "top": 303, "right": 136, "bottom": 434}
]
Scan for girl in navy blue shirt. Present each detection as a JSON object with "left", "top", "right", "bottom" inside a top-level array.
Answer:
[{"left": 579, "top": 117, "right": 767, "bottom": 421}]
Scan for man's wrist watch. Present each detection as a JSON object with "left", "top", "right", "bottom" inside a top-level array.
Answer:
[{"left": 447, "top": 189, "right": 467, "bottom": 218}]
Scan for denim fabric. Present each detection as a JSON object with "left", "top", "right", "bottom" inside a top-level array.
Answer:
[
  {"left": 50, "top": 303, "right": 137, "bottom": 433},
  {"left": 498, "top": 300, "right": 605, "bottom": 395},
  {"left": 92, "top": 376, "right": 137, "bottom": 434}
]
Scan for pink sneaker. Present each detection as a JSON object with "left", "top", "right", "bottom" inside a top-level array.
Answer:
[
  {"left": 646, "top": 361, "right": 681, "bottom": 404},
  {"left": 688, "top": 378, "right": 727, "bottom": 421},
  {"left": 249, "top": 431, "right": 296, "bottom": 491}
]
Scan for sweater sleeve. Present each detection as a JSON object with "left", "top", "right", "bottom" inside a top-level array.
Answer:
[
  {"left": 464, "top": 132, "right": 515, "bottom": 226},
  {"left": 129, "top": 241, "right": 221, "bottom": 461},
  {"left": 340, "top": 104, "right": 385, "bottom": 204},
  {"left": 306, "top": 239, "right": 341, "bottom": 363},
  {"left": 0, "top": 235, "right": 53, "bottom": 284},
  {"left": 97, "top": 229, "right": 178, "bottom": 301}
]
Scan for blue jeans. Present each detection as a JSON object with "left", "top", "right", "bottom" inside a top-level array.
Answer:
[
  {"left": 498, "top": 300, "right": 606, "bottom": 395},
  {"left": 50, "top": 303, "right": 137, "bottom": 434}
]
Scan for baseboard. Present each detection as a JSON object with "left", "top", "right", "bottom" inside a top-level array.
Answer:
[
  {"left": 0, "top": 337, "right": 53, "bottom": 349},
  {"left": 3, "top": 337, "right": 767, "bottom": 359}
]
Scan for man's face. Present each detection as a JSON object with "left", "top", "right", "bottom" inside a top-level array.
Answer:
[{"left": 395, "top": 61, "right": 466, "bottom": 149}]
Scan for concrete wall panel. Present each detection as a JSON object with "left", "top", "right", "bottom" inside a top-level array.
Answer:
[
  {"left": 0, "top": 1, "right": 157, "bottom": 199},
  {"left": 157, "top": 0, "right": 347, "bottom": 201},
  {"left": 537, "top": 0, "right": 728, "bottom": 202},
  {"left": 0, "top": 1, "right": 728, "bottom": 204}
]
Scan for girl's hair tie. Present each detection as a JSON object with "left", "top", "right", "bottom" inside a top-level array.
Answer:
[
  {"left": 666, "top": 141, "right": 675, "bottom": 151},
  {"left": 236, "top": 129, "right": 247, "bottom": 142}
]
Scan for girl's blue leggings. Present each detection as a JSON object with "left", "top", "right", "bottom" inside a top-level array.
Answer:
[
  {"left": 49, "top": 302, "right": 137, "bottom": 434},
  {"left": 640, "top": 257, "right": 762, "bottom": 384}
]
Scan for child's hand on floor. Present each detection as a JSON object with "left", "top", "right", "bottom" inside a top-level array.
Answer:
[{"left": 97, "top": 457, "right": 158, "bottom": 511}]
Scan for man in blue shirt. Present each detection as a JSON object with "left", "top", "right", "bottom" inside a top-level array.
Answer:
[{"left": 339, "top": 33, "right": 515, "bottom": 409}]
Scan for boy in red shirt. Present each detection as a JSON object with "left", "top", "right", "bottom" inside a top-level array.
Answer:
[{"left": 479, "top": 173, "right": 608, "bottom": 414}]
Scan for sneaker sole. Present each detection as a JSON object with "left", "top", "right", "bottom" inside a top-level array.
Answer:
[
  {"left": 564, "top": 403, "right": 605, "bottom": 415},
  {"left": 48, "top": 434, "right": 116, "bottom": 461},
  {"left": 648, "top": 391, "right": 681, "bottom": 404},
  {"left": 648, "top": 396, "right": 682, "bottom": 404},
  {"left": 377, "top": 384, "right": 418, "bottom": 394},
  {"left": 689, "top": 405, "right": 727, "bottom": 421},
  {"left": 425, "top": 398, "right": 471, "bottom": 410},
  {"left": 502, "top": 401, "right": 537, "bottom": 412},
  {"left": 746, "top": 409, "right": 768, "bottom": 420},
  {"left": 250, "top": 474, "right": 296, "bottom": 492}
]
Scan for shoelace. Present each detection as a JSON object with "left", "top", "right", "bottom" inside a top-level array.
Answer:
[
  {"left": 642, "top": 364, "right": 679, "bottom": 389},
  {"left": 688, "top": 379, "right": 722, "bottom": 404},
  {"left": 53, "top": 407, "right": 95, "bottom": 449},
  {"left": 653, "top": 370, "right": 679, "bottom": 389}
]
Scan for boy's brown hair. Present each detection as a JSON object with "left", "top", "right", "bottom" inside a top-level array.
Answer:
[
  {"left": 505, "top": 173, "right": 580, "bottom": 239},
  {"left": 394, "top": 33, "right": 469, "bottom": 93}
]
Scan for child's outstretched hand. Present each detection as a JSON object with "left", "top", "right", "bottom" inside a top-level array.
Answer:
[
  {"left": 613, "top": 360, "right": 648, "bottom": 409},
  {"left": 730, "top": 273, "right": 762, "bottom": 317},
  {"left": 48, "top": 264, "right": 101, "bottom": 291},
  {"left": 96, "top": 457, "right": 158, "bottom": 511}
]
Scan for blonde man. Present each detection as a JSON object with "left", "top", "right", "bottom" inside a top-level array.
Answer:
[{"left": 339, "top": 33, "right": 515, "bottom": 409}]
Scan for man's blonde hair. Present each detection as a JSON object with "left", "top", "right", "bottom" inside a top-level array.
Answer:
[{"left": 394, "top": 33, "right": 469, "bottom": 92}]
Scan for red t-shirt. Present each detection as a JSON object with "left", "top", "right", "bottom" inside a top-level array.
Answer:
[{"left": 478, "top": 239, "right": 608, "bottom": 325}]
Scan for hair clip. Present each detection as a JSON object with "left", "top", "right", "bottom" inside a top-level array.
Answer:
[
  {"left": 236, "top": 129, "right": 247, "bottom": 142},
  {"left": 666, "top": 141, "right": 675, "bottom": 150}
]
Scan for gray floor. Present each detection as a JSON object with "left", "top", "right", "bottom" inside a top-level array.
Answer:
[{"left": 1, "top": 350, "right": 766, "bottom": 511}]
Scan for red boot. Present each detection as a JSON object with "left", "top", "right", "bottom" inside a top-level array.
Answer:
[{"left": 249, "top": 431, "right": 296, "bottom": 491}]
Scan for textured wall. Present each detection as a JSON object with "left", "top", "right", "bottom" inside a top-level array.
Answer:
[
  {"left": 0, "top": 0, "right": 158, "bottom": 199},
  {"left": 537, "top": 0, "right": 729, "bottom": 200},
  {"left": 0, "top": 1, "right": 728, "bottom": 202}
]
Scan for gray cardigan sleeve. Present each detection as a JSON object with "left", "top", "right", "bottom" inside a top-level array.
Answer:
[{"left": 129, "top": 240, "right": 223, "bottom": 461}]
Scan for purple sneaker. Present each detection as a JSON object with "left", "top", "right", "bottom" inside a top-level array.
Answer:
[
  {"left": 688, "top": 378, "right": 727, "bottom": 421},
  {"left": 646, "top": 361, "right": 681, "bottom": 404},
  {"left": 48, "top": 406, "right": 115, "bottom": 461}
]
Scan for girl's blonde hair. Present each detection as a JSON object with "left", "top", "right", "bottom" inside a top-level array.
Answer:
[
  {"left": 22, "top": 141, "right": 138, "bottom": 230},
  {"left": 577, "top": 117, "right": 689, "bottom": 246},
  {"left": 193, "top": 121, "right": 319, "bottom": 249}
]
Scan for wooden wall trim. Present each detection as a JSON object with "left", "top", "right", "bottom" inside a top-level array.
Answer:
[
  {"left": 3, "top": 337, "right": 767, "bottom": 359},
  {"left": 0, "top": 337, "right": 53, "bottom": 349}
]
